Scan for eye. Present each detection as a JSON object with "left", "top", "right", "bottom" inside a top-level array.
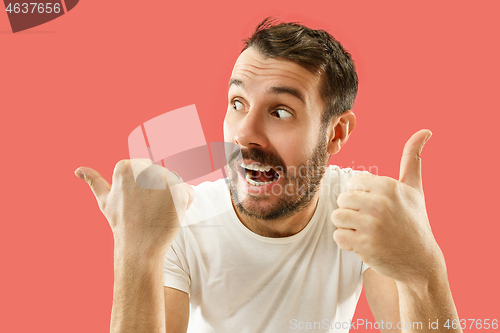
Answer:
[
  {"left": 232, "top": 100, "right": 245, "bottom": 111},
  {"left": 272, "top": 108, "right": 293, "bottom": 119}
]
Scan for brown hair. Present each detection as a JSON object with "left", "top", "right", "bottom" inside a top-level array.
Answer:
[{"left": 242, "top": 18, "right": 358, "bottom": 126}]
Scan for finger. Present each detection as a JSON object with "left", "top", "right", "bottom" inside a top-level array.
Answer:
[
  {"left": 333, "top": 228, "right": 356, "bottom": 251},
  {"left": 75, "top": 167, "right": 111, "bottom": 203},
  {"left": 399, "top": 129, "right": 432, "bottom": 190},
  {"left": 347, "top": 173, "right": 377, "bottom": 192},
  {"left": 331, "top": 208, "right": 360, "bottom": 230},
  {"left": 337, "top": 190, "right": 370, "bottom": 211},
  {"left": 170, "top": 182, "right": 195, "bottom": 227},
  {"left": 125, "top": 159, "right": 179, "bottom": 190},
  {"left": 127, "top": 159, "right": 166, "bottom": 189}
]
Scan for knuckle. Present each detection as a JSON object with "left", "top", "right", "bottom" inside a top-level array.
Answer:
[
  {"left": 348, "top": 174, "right": 365, "bottom": 187},
  {"left": 175, "top": 185, "right": 190, "bottom": 204},
  {"left": 366, "top": 195, "right": 386, "bottom": 215},
  {"left": 115, "top": 159, "right": 131, "bottom": 173},
  {"left": 331, "top": 209, "right": 346, "bottom": 227},
  {"left": 330, "top": 209, "right": 340, "bottom": 223},
  {"left": 336, "top": 192, "right": 347, "bottom": 206},
  {"left": 332, "top": 208, "right": 345, "bottom": 220},
  {"left": 333, "top": 230, "right": 349, "bottom": 249},
  {"left": 86, "top": 176, "right": 94, "bottom": 187},
  {"left": 165, "top": 169, "right": 184, "bottom": 188},
  {"left": 357, "top": 233, "right": 370, "bottom": 249},
  {"left": 333, "top": 229, "right": 342, "bottom": 241},
  {"left": 381, "top": 176, "right": 397, "bottom": 193}
]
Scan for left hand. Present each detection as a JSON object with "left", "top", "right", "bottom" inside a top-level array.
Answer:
[{"left": 331, "top": 129, "right": 446, "bottom": 284}]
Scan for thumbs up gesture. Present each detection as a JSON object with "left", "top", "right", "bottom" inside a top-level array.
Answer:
[{"left": 332, "top": 130, "right": 445, "bottom": 283}]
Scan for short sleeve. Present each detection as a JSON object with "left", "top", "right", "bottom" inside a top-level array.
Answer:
[{"left": 163, "top": 242, "right": 191, "bottom": 295}]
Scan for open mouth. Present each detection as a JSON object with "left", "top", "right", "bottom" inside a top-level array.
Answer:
[{"left": 239, "top": 163, "right": 280, "bottom": 186}]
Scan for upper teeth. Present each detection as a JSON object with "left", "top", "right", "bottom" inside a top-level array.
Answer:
[{"left": 239, "top": 163, "right": 272, "bottom": 172}]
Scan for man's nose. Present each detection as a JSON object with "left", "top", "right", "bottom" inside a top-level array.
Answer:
[{"left": 234, "top": 108, "right": 269, "bottom": 149}]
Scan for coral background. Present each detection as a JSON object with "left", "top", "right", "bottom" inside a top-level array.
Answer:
[{"left": 1, "top": 1, "right": 499, "bottom": 332}]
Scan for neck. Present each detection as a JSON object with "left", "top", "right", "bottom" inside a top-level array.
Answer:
[{"left": 231, "top": 188, "right": 322, "bottom": 238}]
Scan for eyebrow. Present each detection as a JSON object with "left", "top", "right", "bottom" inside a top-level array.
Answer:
[
  {"left": 228, "top": 78, "right": 306, "bottom": 105},
  {"left": 228, "top": 78, "right": 244, "bottom": 89},
  {"left": 269, "top": 86, "right": 305, "bottom": 105}
]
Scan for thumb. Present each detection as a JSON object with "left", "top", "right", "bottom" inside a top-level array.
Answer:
[
  {"left": 74, "top": 167, "right": 111, "bottom": 204},
  {"left": 399, "top": 129, "right": 432, "bottom": 190}
]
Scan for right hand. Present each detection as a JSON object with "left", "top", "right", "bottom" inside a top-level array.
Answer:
[{"left": 75, "top": 159, "right": 194, "bottom": 255}]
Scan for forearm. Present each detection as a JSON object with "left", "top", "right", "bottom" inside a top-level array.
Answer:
[
  {"left": 397, "top": 270, "right": 462, "bottom": 333},
  {"left": 110, "top": 245, "right": 167, "bottom": 333}
]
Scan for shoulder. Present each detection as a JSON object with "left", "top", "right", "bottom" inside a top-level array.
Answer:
[
  {"left": 170, "top": 178, "right": 230, "bottom": 257},
  {"left": 181, "top": 178, "right": 232, "bottom": 227},
  {"left": 192, "top": 178, "right": 228, "bottom": 199},
  {"left": 325, "top": 164, "right": 369, "bottom": 180},
  {"left": 322, "top": 165, "right": 369, "bottom": 197}
]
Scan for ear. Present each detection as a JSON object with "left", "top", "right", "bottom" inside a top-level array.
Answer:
[{"left": 327, "top": 110, "right": 356, "bottom": 155}]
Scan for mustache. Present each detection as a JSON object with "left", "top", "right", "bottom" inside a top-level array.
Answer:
[{"left": 228, "top": 147, "right": 286, "bottom": 170}]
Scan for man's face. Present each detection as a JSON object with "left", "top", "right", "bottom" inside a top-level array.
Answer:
[{"left": 223, "top": 48, "right": 331, "bottom": 221}]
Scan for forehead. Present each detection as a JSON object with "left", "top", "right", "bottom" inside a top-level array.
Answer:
[{"left": 230, "top": 48, "right": 322, "bottom": 99}]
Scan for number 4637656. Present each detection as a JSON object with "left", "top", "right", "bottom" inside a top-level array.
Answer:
[
  {"left": 5, "top": 3, "right": 61, "bottom": 14},
  {"left": 444, "top": 319, "right": 498, "bottom": 330}
]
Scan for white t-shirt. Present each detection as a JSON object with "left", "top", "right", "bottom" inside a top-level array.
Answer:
[{"left": 164, "top": 165, "right": 369, "bottom": 333}]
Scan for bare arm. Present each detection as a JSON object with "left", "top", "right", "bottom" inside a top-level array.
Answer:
[
  {"left": 110, "top": 249, "right": 168, "bottom": 333},
  {"left": 396, "top": 268, "right": 461, "bottom": 333},
  {"left": 364, "top": 268, "right": 400, "bottom": 333},
  {"left": 165, "top": 287, "right": 189, "bottom": 332},
  {"left": 110, "top": 247, "right": 190, "bottom": 333},
  {"left": 364, "top": 258, "right": 461, "bottom": 333}
]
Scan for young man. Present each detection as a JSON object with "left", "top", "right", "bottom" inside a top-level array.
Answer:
[{"left": 75, "top": 19, "right": 462, "bottom": 333}]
